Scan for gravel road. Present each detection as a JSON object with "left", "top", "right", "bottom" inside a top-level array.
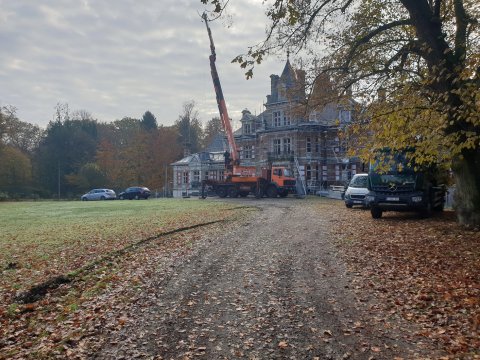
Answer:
[{"left": 94, "top": 198, "right": 431, "bottom": 359}]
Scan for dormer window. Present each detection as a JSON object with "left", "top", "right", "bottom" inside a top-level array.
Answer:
[
  {"left": 283, "top": 113, "right": 290, "bottom": 126},
  {"left": 244, "top": 123, "right": 251, "bottom": 134},
  {"left": 273, "top": 111, "right": 281, "bottom": 127},
  {"left": 339, "top": 109, "right": 351, "bottom": 123}
]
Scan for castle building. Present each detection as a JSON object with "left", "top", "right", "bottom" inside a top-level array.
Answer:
[{"left": 172, "top": 59, "right": 362, "bottom": 198}]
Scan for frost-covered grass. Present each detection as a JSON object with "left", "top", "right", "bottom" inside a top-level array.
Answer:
[{"left": 0, "top": 198, "right": 229, "bottom": 293}]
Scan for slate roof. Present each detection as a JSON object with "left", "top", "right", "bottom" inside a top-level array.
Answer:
[
  {"left": 205, "top": 133, "right": 228, "bottom": 153},
  {"left": 171, "top": 151, "right": 224, "bottom": 166},
  {"left": 280, "top": 58, "right": 295, "bottom": 81}
]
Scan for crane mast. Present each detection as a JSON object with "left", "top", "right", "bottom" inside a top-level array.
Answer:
[
  {"left": 202, "top": 13, "right": 239, "bottom": 164},
  {"left": 200, "top": 14, "right": 298, "bottom": 199}
]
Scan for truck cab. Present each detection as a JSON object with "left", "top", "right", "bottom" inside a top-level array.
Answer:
[{"left": 262, "top": 166, "right": 297, "bottom": 197}]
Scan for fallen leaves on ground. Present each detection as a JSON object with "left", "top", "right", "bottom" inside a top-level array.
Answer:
[
  {"left": 0, "top": 202, "right": 251, "bottom": 359},
  {"left": 322, "top": 201, "right": 480, "bottom": 358}
]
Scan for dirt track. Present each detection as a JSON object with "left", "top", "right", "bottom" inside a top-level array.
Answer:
[{"left": 93, "top": 198, "right": 436, "bottom": 359}]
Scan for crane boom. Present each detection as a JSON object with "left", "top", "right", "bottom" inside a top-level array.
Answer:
[{"left": 202, "top": 13, "right": 238, "bottom": 163}]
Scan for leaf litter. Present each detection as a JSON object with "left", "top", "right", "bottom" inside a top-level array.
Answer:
[{"left": 1, "top": 198, "right": 478, "bottom": 359}]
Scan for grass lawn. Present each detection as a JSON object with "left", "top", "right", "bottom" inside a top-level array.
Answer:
[{"left": 0, "top": 198, "right": 233, "bottom": 300}]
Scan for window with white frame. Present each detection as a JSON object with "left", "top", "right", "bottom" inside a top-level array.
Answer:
[
  {"left": 204, "top": 171, "right": 209, "bottom": 180},
  {"left": 273, "top": 139, "right": 281, "bottom": 154},
  {"left": 283, "top": 113, "right": 290, "bottom": 126},
  {"left": 193, "top": 170, "right": 200, "bottom": 183},
  {"left": 306, "top": 137, "right": 312, "bottom": 153},
  {"left": 273, "top": 111, "right": 281, "bottom": 127},
  {"left": 183, "top": 171, "right": 189, "bottom": 184},
  {"left": 315, "top": 137, "right": 320, "bottom": 153},
  {"left": 244, "top": 123, "right": 251, "bottom": 134},
  {"left": 283, "top": 138, "right": 291, "bottom": 154},
  {"left": 305, "top": 165, "right": 312, "bottom": 180},
  {"left": 219, "top": 170, "right": 224, "bottom": 181},
  {"left": 244, "top": 145, "right": 254, "bottom": 159}
]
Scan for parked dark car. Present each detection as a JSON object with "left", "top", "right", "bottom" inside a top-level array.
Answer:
[{"left": 118, "top": 186, "right": 151, "bottom": 200}]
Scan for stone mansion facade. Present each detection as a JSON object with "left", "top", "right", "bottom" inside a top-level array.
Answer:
[{"left": 172, "top": 59, "right": 363, "bottom": 197}]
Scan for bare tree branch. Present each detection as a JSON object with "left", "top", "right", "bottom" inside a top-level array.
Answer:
[{"left": 344, "top": 19, "right": 413, "bottom": 68}]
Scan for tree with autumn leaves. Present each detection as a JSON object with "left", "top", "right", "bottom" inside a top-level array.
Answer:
[
  {"left": 202, "top": 0, "right": 480, "bottom": 226},
  {"left": 0, "top": 106, "right": 42, "bottom": 197},
  {"left": 0, "top": 103, "right": 224, "bottom": 198}
]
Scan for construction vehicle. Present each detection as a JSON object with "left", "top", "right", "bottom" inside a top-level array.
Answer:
[{"left": 200, "top": 14, "right": 297, "bottom": 198}]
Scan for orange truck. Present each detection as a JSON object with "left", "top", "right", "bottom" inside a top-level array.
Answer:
[
  {"left": 200, "top": 14, "right": 296, "bottom": 199},
  {"left": 202, "top": 165, "right": 297, "bottom": 198}
]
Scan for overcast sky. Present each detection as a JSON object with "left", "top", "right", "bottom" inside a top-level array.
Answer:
[{"left": 0, "top": 0, "right": 287, "bottom": 129}]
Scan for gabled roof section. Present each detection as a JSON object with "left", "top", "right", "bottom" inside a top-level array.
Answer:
[
  {"left": 205, "top": 133, "right": 228, "bottom": 153},
  {"left": 240, "top": 109, "right": 258, "bottom": 122},
  {"left": 171, "top": 153, "right": 197, "bottom": 166},
  {"left": 171, "top": 151, "right": 225, "bottom": 166}
]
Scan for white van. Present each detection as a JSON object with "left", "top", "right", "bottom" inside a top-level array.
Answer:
[{"left": 344, "top": 174, "right": 369, "bottom": 208}]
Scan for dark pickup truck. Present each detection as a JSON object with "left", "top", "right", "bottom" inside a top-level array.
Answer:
[{"left": 365, "top": 151, "right": 445, "bottom": 219}]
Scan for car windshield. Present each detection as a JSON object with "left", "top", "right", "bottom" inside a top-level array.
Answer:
[
  {"left": 349, "top": 176, "right": 368, "bottom": 188},
  {"left": 370, "top": 173, "right": 416, "bottom": 186}
]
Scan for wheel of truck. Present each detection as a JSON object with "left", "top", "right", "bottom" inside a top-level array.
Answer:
[
  {"left": 279, "top": 190, "right": 288, "bottom": 198},
  {"left": 217, "top": 187, "right": 227, "bottom": 198},
  {"left": 228, "top": 187, "right": 238, "bottom": 198},
  {"left": 433, "top": 201, "right": 444, "bottom": 212},
  {"left": 239, "top": 191, "right": 249, "bottom": 197},
  {"left": 254, "top": 186, "right": 264, "bottom": 199},
  {"left": 371, "top": 207, "right": 383, "bottom": 219},
  {"left": 266, "top": 185, "right": 278, "bottom": 198},
  {"left": 346, "top": 203, "right": 353, "bottom": 208}
]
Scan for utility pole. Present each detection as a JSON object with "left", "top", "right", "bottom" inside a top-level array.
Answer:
[
  {"left": 164, "top": 164, "right": 168, "bottom": 197},
  {"left": 57, "top": 160, "right": 61, "bottom": 200}
]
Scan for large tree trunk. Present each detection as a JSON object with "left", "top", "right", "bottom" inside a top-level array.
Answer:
[{"left": 453, "top": 149, "right": 480, "bottom": 227}]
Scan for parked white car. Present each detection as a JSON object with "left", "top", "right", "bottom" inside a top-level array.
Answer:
[
  {"left": 81, "top": 189, "right": 116, "bottom": 201},
  {"left": 344, "top": 174, "right": 369, "bottom": 208}
]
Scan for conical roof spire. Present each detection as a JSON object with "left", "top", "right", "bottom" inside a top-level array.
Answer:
[{"left": 281, "top": 53, "right": 295, "bottom": 81}]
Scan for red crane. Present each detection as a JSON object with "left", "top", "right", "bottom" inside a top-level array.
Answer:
[
  {"left": 201, "top": 13, "right": 297, "bottom": 198},
  {"left": 202, "top": 13, "right": 238, "bottom": 162}
]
